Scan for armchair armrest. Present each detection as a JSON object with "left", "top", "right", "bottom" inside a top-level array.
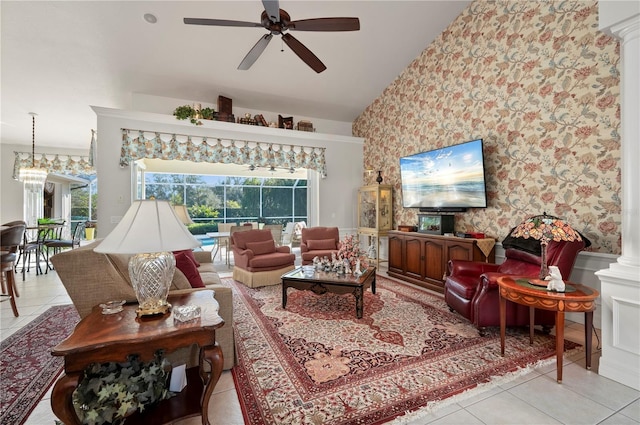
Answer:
[
  {"left": 448, "top": 260, "right": 500, "bottom": 277},
  {"left": 232, "top": 248, "right": 255, "bottom": 269},
  {"left": 300, "top": 242, "right": 309, "bottom": 253},
  {"left": 276, "top": 246, "right": 291, "bottom": 254},
  {"left": 478, "top": 271, "right": 507, "bottom": 291}
]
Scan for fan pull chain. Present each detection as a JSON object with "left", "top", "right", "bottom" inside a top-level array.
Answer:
[{"left": 281, "top": 38, "right": 284, "bottom": 52}]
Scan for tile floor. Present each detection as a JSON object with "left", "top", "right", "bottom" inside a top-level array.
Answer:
[{"left": 1, "top": 248, "right": 638, "bottom": 425}]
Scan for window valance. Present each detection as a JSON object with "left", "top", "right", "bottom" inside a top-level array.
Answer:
[
  {"left": 12, "top": 152, "right": 96, "bottom": 180},
  {"left": 120, "top": 128, "right": 328, "bottom": 177}
]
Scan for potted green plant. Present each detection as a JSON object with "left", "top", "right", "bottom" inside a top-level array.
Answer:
[
  {"left": 172, "top": 105, "right": 202, "bottom": 125},
  {"left": 85, "top": 221, "right": 96, "bottom": 240},
  {"left": 200, "top": 107, "right": 215, "bottom": 120}
]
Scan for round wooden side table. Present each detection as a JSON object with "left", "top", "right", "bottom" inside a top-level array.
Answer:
[{"left": 497, "top": 276, "right": 599, "bottom": 383}]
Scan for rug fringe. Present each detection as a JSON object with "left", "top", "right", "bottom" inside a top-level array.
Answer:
[{"left": 387, "top": 346, "right": 583, "bottom": 424}]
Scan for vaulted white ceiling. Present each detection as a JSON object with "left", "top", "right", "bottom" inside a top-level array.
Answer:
[{"left": 1, "top": 1, "right": 470, "bottom": 150}]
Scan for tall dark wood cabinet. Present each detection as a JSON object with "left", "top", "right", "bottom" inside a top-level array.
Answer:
[{"left": 388, "top": 231, "right": 495, "bottom": 293}]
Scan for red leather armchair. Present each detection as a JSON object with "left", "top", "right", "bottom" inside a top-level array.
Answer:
[
  {"left": 444, "top": 239, "right": 585, "bottom": 334},
  {"left": 300, "top": 227, "right": 340, "bottom": 265}
]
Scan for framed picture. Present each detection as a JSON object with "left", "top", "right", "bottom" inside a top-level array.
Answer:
[
  {"left": 278, "top": 114, "right": 294, "bottom": 130},
  {"left": 255, "top": 114, "right": 268, "bottom": 126},
  {"left": 417, "top": 214, "right": 454, "bottom": 235},
  {"left": 217, "top": 95, "right": 232, "bottom": 114}
]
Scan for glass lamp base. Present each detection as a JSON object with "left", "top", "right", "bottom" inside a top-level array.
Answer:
[{"left": 128, "top": 251, "right": 175, "bottom": 317}]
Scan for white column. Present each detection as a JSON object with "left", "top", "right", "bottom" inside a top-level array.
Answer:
[{"left": 596, "top": 3, "right": 640, "bottom": 391}]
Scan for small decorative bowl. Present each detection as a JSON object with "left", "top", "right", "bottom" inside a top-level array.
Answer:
[
  {"left": 99, "top": 300, "right": 126, "bottom": 315},
  {"left": 302, "top": 265, "right": 315, "bottom": 277}
]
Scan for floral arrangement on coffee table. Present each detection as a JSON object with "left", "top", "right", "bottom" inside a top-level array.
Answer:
[{"left": 337, "top": 234, "right": 368, "bottom": 269}]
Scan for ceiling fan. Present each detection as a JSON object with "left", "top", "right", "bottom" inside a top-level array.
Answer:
[{"left": 184, "top": 0, "right": 360, "bottom": 73}]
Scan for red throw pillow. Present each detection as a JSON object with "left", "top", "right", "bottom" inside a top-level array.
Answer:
[
  {"left": 245, "top": 239, "right": 276, "bottom": 255},
  {"left": 173, "top": 249, "right": 200, "bottom": 267},
  {"left": 174, "top": 252, "right": 205, "bottom": 288},
  {"left": 307, "top": 238, "right": 336, "bottom": 250}
]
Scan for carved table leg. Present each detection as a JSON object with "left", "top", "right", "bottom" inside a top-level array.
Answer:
[
  {"left": 555, "top": 310, "right": 565, "bottom": 383},
  {"left": 51, "top": 372, "right": 82, "bottom": 425},
  {"left": 499, "top": 291, "right": 506, "bottom": 356},
  {"left": 199, "top": 343, "right": 224, "bottom": 425},
  {"left": 585, "top": 311, "right": 593, "bottom": 369},
  {"left": 354, "top": 287, "right": 364, "bottom": 319}
]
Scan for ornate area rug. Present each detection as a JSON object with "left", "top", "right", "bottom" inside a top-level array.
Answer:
[
  {"left": 0, "top": 305, "right": 79, "bottom": 425},
  {"left": 230, "top": 275, "right": 580, "bottom": 425}
]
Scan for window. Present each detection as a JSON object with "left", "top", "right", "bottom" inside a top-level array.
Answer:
[{"left": 141, "top": 172, "right": 307, "bottom": 225}]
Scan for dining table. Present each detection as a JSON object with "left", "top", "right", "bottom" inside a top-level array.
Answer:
[{"left": 205, "top": 231, "right": 230, "bottom": 264}]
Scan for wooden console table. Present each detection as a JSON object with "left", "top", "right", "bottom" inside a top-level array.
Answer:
[
  {"left": 388, "top": 231, "right": 495, "bottom": 293},
  {"left": 51, "top": 290, "right": 224, "bottom": 425},
  {"left": 497, "top": 276, "right": 599, "bottom": 383}
]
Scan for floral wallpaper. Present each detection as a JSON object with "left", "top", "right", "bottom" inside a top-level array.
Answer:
[{"left": 353, "top": 0, "right": 620, "bottom": 254}]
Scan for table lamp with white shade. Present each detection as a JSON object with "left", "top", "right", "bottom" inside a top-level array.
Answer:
[
  {"left": 94, "top": 199, "right": 201, "bottom": 317},
  {"left": 173, "top": 204, "right": 194, "bottom": 225}
]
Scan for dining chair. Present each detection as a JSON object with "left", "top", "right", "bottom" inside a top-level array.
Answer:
[
  {"left": 281, "top": 222, "right": 295, "bottom": 247},
  {"left": 21, "top": 227, "right": 49, "bottom": 280},
  {"left": 263, "top": 224, "right": 283, "bottom": 246},
  {"left": 217, "top": 223, "right": 234, "bottom": 263},
  {"left": 45, "top": 222, "right": 85, "bottom": 267},
  {"left": 1, "top": 223, "right": 26, "bottom": 316}
]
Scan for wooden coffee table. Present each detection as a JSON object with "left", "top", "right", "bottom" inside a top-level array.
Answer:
[
  {"left": 51, "top": 290, "right": 224, "bottom": 425},
  {"left": 497, "top": 276, "right": 599, "bottom": 383},
  {"left": 282, "top": 266, "right": 376, "bottom": 319}
]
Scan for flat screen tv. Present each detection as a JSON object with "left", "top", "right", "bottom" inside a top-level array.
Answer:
[{"left": 399, "top": 139, "right": 487, "bottom": 212}]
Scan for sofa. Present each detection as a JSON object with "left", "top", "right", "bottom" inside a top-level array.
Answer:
[
  {"left": 444, "top": 239, "right": 585, "bottom": 334},
  {"left": 231, "top": 229, "right": 295, "bottom": 288},
  {"left": 300, "top": 226, "right": 340, "bottom": 265},
  {"left": 50, "top": 241, "right": 235, "bottom": 370}
]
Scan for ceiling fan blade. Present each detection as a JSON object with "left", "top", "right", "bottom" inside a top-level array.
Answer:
[
  {"left": 282, "top": 33, "right": 326, "bottom": 73},
  {"left": 183, "top": 17, "right": 262, "bottom": 28},
  {"left": 262, "top": 0, "right": 280, "bottom": 23},
  {"left": 289, "top": 17, "right": 360, "bottom": 32},
  {"left": 238, "top": 34, "right": 273, "bottom": 70}
]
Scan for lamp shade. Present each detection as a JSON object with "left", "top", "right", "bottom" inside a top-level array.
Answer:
[
  {"left": 510, "top": 213, "right": 582, "bottom": 280},
  {"left": 510, "top": 213, "right": 582, "bottom": 244},
  {"left": 173, "top": 204, "right": 194, "bottom": 225},
  {"left": 95, "top": 200, "right": 201, "bottom": 254}
]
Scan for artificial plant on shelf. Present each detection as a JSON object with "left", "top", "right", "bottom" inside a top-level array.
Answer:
[
  {"left": 66, "top": 353, "right": 174, "bottom": 425},
  {"left": 172, "top": 105, "right": 202, "bottom": 125},
  {"left": 200, "top": 107, "right": 215, "bottom": 120}
]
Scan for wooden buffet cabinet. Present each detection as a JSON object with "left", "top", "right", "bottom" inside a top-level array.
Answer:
[{"left": 387, "top": 231, "right": 496, "bottom": 293}]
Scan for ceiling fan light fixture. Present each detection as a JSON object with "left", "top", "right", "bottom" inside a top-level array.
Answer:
[{"left": 143, "top": 13, "right": 157, "bottom": 24}]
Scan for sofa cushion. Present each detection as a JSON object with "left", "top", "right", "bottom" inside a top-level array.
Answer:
[
  {"left": 175, "top": 252, "right": 205, "bottom": 288},
  {"left": 174, "top": 249, "right": 200, "bottom": 267},
  {"left": 246, "top": 239, "right": 276, "bottom": 255},
  {"left": 307, "top": 238, "right": 337, "bottom": 250}
]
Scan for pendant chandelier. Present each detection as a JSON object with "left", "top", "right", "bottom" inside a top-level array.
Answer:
[{"left": 18, "top": 112, "right": 48, "bottom": 184}]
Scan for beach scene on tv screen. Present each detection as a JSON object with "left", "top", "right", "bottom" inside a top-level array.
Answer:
[{"left": 401, "top": 140, "right": 486, "bottom": 208}]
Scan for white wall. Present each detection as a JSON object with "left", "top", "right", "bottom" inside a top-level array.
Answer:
[
  {"left": 93, "top": 105, "right": 363, "bottom": 237},
  {"left": 0, "top": 143, "right": 88, "bottom": 224}
]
